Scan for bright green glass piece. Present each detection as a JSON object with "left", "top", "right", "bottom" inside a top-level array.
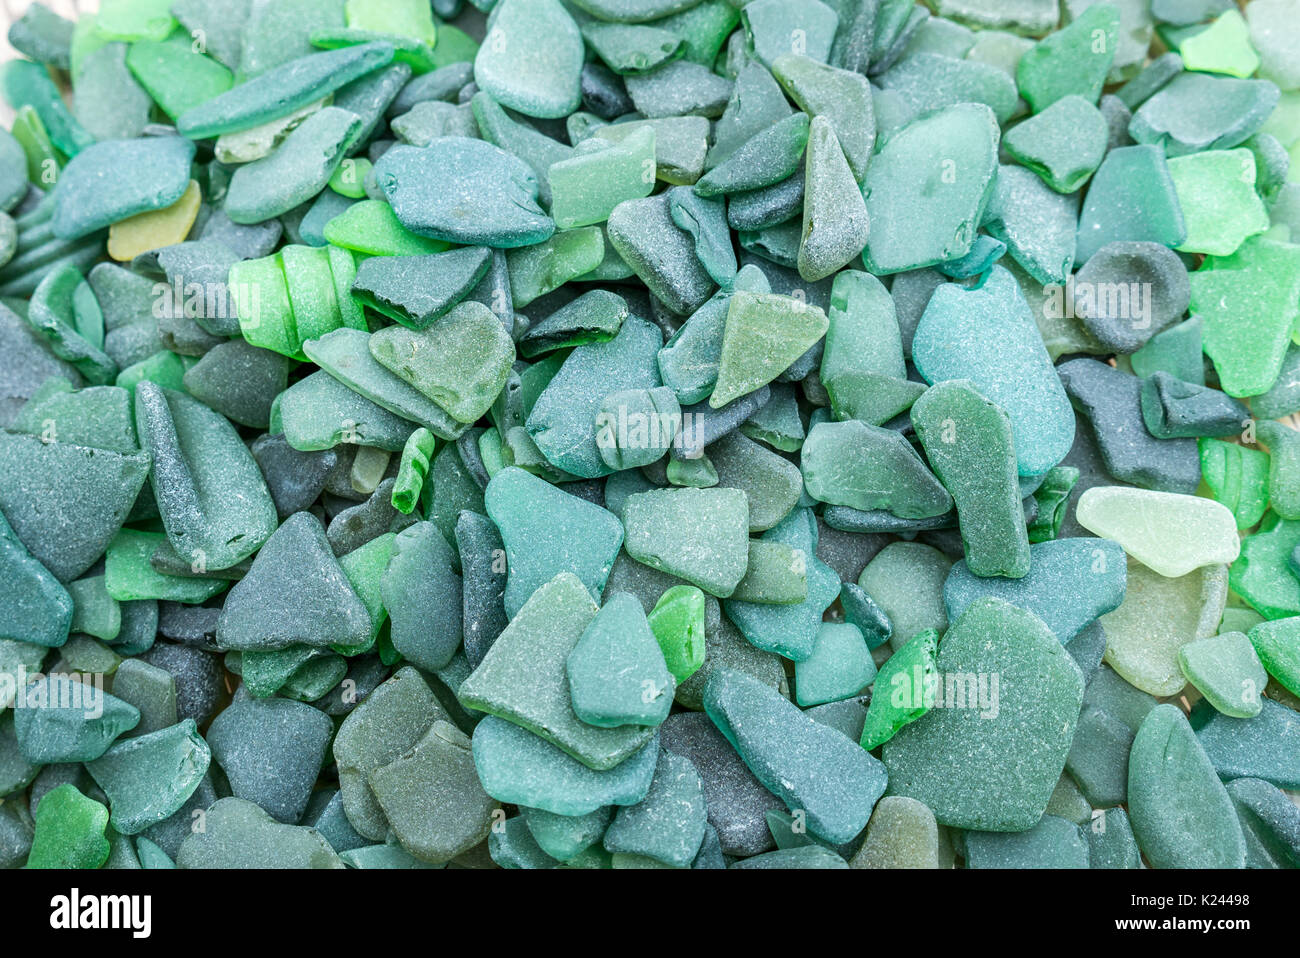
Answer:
[
  {"left": 1192, "top": 236, "right": 1300, "bottom": 397},
  {"left": 1179, "top": 9, "right": 1260, "bottom": 79},
  {"left": 391, "top": 428, "right": 437, "bottom": 515},
  {"left": 126, "top": 32, "right": 234, "bottom": 120},
  {"left": 859, "top": 630, "right": 938, "bottom": 751},
  {"left": 1233, "top": 512, "right": 1300, "bottom": 620},
  {"left": 646, "top": 585, "right": 706, "bottom": 683},
  {"left": 25, "top": 784, "right": 110, "bottom": 869},
  {"left": 1168, "top": 149, "right": 1270, "bottom": 256},
  {"left": 1199, "top": 439, "right": 1270, "bottom": 530},
  {"left": 1248, "top": 616, "right": 1300, "bottom": 698},
  {"left": 323, "top": 199, "right": 449, "bottom": 256}
]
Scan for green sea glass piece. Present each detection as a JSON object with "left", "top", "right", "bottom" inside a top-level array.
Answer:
[
  {"left": 458, "top": 573, "right": 656, "bottom": 770},
  {"left": 1128, "top": 704, "right": 1246, "bottom": 868},
  {"left": 883, "top": 598, "right": 1085, "bottom": 831}
]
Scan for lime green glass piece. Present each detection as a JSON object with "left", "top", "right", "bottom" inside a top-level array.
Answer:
[
  {"left": 104, "top": 529, "right": 228, "bottom": 603},
  {"left": 1248, "top": 616, "right": 1300, "bottom": 698},
  {"left": 230, "top": 252, "right": 296, "bottom": 357},
  {"left": 392, "top": 428, "right": 437, "bottom": 515},
  {"left": 283, "top": 244, "right": 347, "bottom": 343},
  {"left": 1192, "top": 236, "right": 1300, "bottom": 397},
  {"left": 324, "top": 199, "right": 449, "bottom": 256},
  {"left": 549, "top": 127, "right": 656, "bottom": 230},
  {"left": 11, "top": 104, "right": 63, "bottom": 187},
  {"left": 328, "top": 158, "right": 372, "bottom": 199},
  {"left": 346, "top": 0, "right": 437, "bottom": 45},
  {"left": 647, "top": 585, "right": 706, "bottom": 683},
  {"left": 429, "top": 22, "right": 479, "bottom": 70},
  {"left": 1199, "top": 438, "right": 1270, "bottom": 530},
  {"left": 859, "top": 629, "right": 938, "bottom": 751},
  {"left": 126, "top": 32, "right": 235, "bottom": 120},
  {"left": 1231, "top": 512, "right": 1300, "bottom": 620},
  {"left": 1179, "top": 10, "right": 1260, "bottom": 79},
  {"left": 26, "top": 784, "right": 111, "bottom": 869},
  {"left": 231, "top": 245, "right": 364, "bottom": 360},
  {"left": 96, "top": 0, "right": 176, "bottom": 42},
  {"left": 1168, "top": 149, "right": 1270, "bottom": 256},
  {"left": 116, "top": 350, "right": 192, "bottom": 393}
]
